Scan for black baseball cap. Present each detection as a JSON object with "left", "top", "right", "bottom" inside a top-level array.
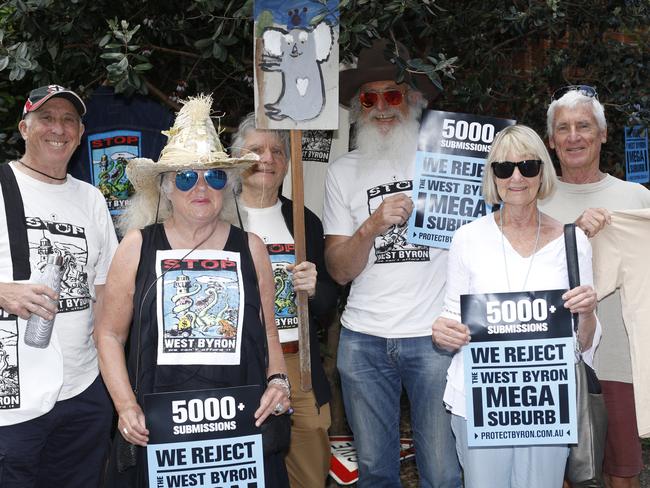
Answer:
[{"left": 22, "top": 84, "right": 86, "bottom": 118}]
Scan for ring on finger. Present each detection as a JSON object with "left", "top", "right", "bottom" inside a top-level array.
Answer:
[
  {"left": 273, "top": 402, "right": 284, "bottom": 414},
  {"left": 123, "top": 427, "right": 129, "bottom": 435}
]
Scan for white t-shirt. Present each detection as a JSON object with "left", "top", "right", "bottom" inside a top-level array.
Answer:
[
  {"left": 0, "top": 163, "right": 118, "bottom": 425},
  {"left": 243, "top": 202, "right": 298, "bottom": 343},
  {"left": 538, "top": 175, "right": 650, "bottom": 382},
  {"left": 441, "top": 213, "right": 600, "bottom": 418},
  {"left": 323, "top": 150, "right": 447, "bottom": 338}
]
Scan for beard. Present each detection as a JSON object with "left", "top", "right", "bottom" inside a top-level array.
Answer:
[{"left": 353, "top": 106, "right": 421, "bottom": 171}]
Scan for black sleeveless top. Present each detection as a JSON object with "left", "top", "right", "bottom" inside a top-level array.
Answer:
[
  {"left": 126, "top": 223, "right": 267, "bottom": 402},
  {"left": 107, "top": 223, "right": 289, "bottom": 488}
]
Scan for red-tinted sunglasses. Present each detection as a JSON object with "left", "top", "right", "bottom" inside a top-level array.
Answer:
[{"left": 359, "top": 90, "right": 404, "bottom": 108}]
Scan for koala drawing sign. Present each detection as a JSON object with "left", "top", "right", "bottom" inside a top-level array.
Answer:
[
  {"left": 254, "top": 1, "right": 339, "bottom": 130},
  {"left": 261, "top": 22, "right": 333, "bottom": 122}
]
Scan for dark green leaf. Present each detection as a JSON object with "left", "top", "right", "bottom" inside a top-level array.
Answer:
[
  {"left": 133, "top": 62, "right": 153, "bottom": 72},
  {"left": 194, "top": 38, "right": 214, "bottom": 49},
  {"left": 100, "top": 52, "right": 125, "bottom": 60},
  {"left": 99, "top": 34, "right": 112, "bottom": 47}
]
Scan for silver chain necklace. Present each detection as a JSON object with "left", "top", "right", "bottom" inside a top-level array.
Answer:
[{"left": 500, "top": 206, "right": 541, "bottom": 291}]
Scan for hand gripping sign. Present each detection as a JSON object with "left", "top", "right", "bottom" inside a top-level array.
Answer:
[{"left": 461, "top": 290, "right": 577, "bottom": 447}]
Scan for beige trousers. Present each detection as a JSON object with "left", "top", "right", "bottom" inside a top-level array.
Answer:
[{"left": 284, "top": 352, "right": 332, "bottom": 488}]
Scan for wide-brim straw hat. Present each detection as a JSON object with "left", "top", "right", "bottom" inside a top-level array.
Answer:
[
  {"left": 126, "top": 94, "right": 258, "bottom": 193},
  {"left": 339, "top": 39, "right": 441, "bottom": 107}
]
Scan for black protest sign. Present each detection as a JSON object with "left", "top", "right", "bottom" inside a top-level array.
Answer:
[
  {"left": 145, "top": 385, "right": 265, "bottom": 487},
  {"left": 407, "top": 110, "right": 515, "bottom": 248},
  {"left": 461, "top": 290, "right": 577, "bottom": 447}
]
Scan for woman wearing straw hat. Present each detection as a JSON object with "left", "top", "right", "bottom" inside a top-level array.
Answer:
[{"left": 95, "top": 95, "right": 291, "bottom": 487}]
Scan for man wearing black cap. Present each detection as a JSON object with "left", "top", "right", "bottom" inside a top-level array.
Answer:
[
  {"left": 0, "top": 85, "right": 118, "bottom": 487},
  {"left": 322, "top": 40, "right": 461, "bottom": 487}
]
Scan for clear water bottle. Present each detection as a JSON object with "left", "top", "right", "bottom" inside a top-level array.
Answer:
[{"left": 24, "top": 254, "right": 63, "bottom": 348}]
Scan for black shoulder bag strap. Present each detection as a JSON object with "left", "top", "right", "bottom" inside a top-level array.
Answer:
[
  {"left": 563, "top": 223, "right": 580, "bottom": 332},
  {"left": 0, "top": 163, "right": 30, "bottom": 280},
  {"left": 563, "top": 223, "right": 602, "bottom": 394}
]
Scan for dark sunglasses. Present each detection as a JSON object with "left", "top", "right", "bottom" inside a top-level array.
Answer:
[
  {"left": 359, "top": 89, "right": 404, "bottom": 108},
  {"left": 175, "top": 169, "right": 227, "bottom": 191},
  {"left": 492, "top": 160, "right": 543, "bottom": 179},
  {"left": 551, "top": 85, "right": 598, "bottom": 102}
]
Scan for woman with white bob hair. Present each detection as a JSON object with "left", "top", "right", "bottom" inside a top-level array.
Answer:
[
  {"left": 95, "top": 95, "right": 291, "bottom": 487},
  {"left": 432, "top": 124, "right": 601, "bottom": 487}
]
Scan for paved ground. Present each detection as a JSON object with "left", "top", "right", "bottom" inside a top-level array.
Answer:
[
  {"left": 329, "top": 443, "right": 650, "bottom": 487},
  {"left": 327, "top": 395, "right": 650, "bottom": 487}
]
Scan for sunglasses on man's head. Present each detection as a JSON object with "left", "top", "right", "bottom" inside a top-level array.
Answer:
[
  {"left": 492, "top": 160, "right": 543, "bottom": 179},
  {"left": 359, "top": 89, "right": 404, "bottom": 108},
  {"left": 175, "top": 169, "right": 228, "bottom": 191},
  {"left": 551, "top": 85, "right": 598, "bottom": 102}
]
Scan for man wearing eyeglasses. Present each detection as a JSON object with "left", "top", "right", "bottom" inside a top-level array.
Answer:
[
  {"left": 0, "top": 85, "right": 118, "bottom": 487},
  {"left": 322, "top": 40, "right": 462, "bottom": 488},
  {"left": 539, "top": 85, "right": 650, "bottom": 488}
]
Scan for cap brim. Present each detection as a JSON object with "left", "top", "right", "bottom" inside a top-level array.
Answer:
[{"left": 24, "top": 92, "right": 86, "bottom": 118}]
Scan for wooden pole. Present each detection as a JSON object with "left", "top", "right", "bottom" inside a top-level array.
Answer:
[{"left": 290, "top": 129, "right": 312, "bottom": 391}]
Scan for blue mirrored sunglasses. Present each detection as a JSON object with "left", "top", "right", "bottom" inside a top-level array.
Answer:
[
  {"left": 175, "top": 169, "right": 227, "bottom": 191},
  {"left": 551, "top": 85, "right": 598, "bottom": 102}
]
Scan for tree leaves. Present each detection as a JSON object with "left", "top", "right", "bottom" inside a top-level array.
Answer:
[{"left": 0, "top": 0, "right": 648, "bottom": 173}]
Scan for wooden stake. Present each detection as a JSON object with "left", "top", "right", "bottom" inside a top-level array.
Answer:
[{"left": 290, "top": 129, "right": 312, "bottom": 391}]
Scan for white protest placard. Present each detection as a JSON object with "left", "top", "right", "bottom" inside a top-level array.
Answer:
[
  {"left": 407, "top": 111, "right": 515, "bottom": 248},
  {"left": 154, "top": 250, "right": 245, "bottom": 366},
  {"left": 461, "top": 290, "right": 577, "bottom": 447}
]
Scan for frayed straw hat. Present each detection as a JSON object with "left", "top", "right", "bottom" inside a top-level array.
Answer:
[{"left": 126, "top": 94, "right": 258, "bottom": 192}]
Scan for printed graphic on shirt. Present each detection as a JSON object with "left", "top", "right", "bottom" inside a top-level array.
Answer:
[
  {"left": 302, "top": 130, "right": 333, "bottom": 163},
  {"left": 26, "top": 216, "right": 90, "bottom": 313},
  {"left": 88, "top": 130, "right": 139, "bottom": 218},
  {"left": 156, "top": 250, "right": 244, "bottom": 366},
  {"left": 267, "top": 243, "right": 298, "bottom": 343},
  {"left": 368, "top": 180, "right": 430, "bottom": 264},
  {"left": 0, "top": 314, "right": 20, "bottom": 409}
]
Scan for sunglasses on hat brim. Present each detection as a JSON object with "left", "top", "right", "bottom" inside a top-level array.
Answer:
[
  {"left": 551, "top": 85, "right": 598, "bottom": 102},
  {"left": 492, "top": 160, "right": 543, "bottom": 179},
  {"left": 174, "top": 169, "right": 227, "bottom": 191},
  {"left": 359, "top": 89, "right": 404, "bottom": 108}
]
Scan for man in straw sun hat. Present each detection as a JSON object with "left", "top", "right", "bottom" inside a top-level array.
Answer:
[
  {"left": 95, "top": 94, "right": 292, "bottom": 487},
  {"left": 323, "top": 39, "right": 461, "bottom": 487}
]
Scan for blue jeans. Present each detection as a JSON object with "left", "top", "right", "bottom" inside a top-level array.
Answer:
[{"left": 337, "top": 327, "right": 461, "bottom": 488}]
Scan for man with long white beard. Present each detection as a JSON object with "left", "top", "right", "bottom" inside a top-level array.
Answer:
[{"left": 323, "top": 40, "right": 462, "bottom": 488}]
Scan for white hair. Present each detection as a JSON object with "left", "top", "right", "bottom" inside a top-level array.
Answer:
[
  {"left": 349, "top": 86, "right": 426, "bottom": 165},
  {"left": 547, "top": 90, "right": 606, "bottom": 136}
]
